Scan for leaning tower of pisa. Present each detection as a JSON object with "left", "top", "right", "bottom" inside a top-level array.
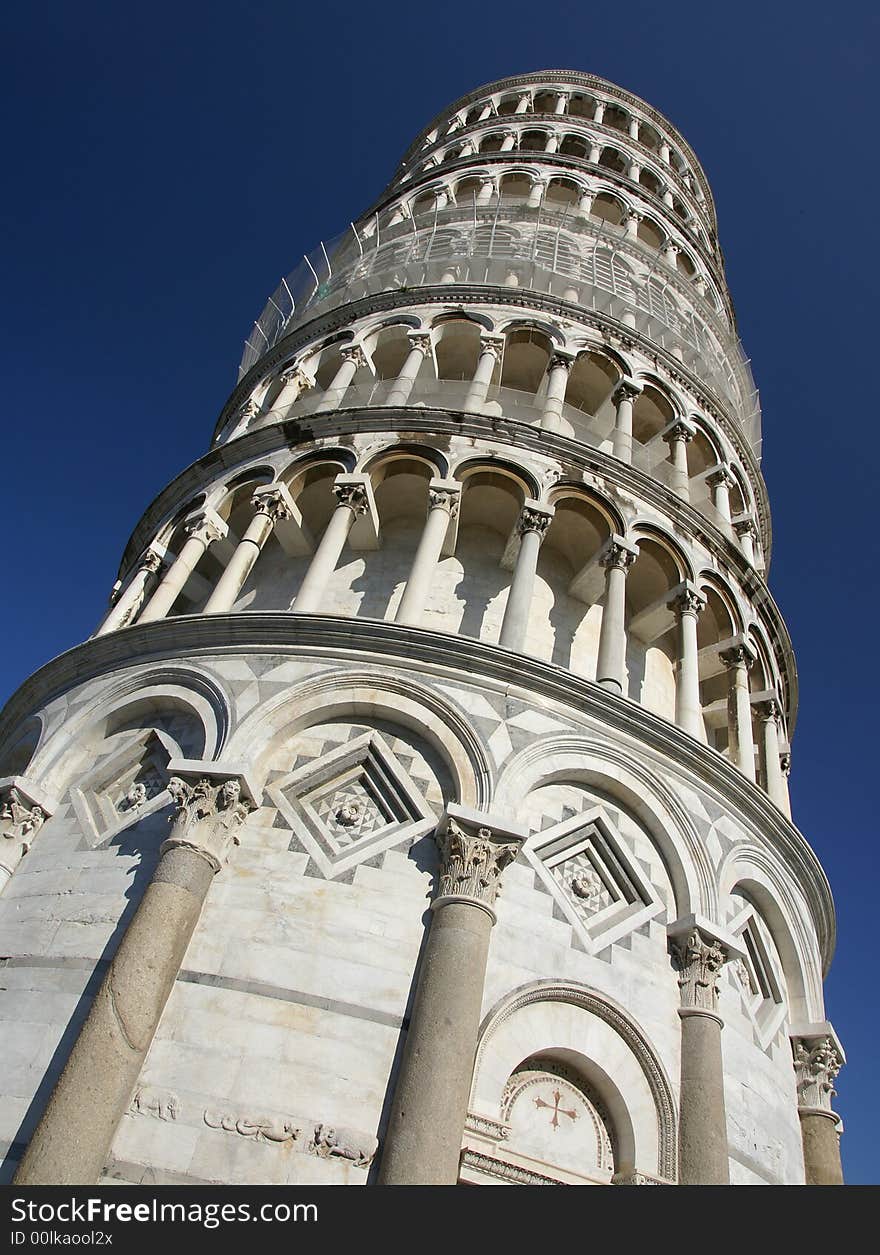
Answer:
[{"left": 2, "top": 71, "right": 844, "bottom": 1187}]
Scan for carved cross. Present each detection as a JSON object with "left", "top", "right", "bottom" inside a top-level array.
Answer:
[{"left": 533, "top": 1088, "right": 578, "bottom": 1131}]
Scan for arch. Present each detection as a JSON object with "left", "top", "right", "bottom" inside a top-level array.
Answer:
[
  {"left": 0, "top": 714, "right": 43, "bottom": 779},
  {"left": 357, "top": 441, "right": 449, "bottom": 480},
  {"left": 471, "top": 981, "right": 678, "bottom": 1181},
  {"left": 226, "top": 670, "right": 492, "bottom": 808},
  {"left": 450, "top": 454, "right": 540, "bottom": 501},
  {"left": 545, "top": 483, "right": 625, "bottom": 538}
]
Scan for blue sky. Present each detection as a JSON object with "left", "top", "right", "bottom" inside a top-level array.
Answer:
[{"left": 2, "top": 2, "right": 877, "bottom": 1183}]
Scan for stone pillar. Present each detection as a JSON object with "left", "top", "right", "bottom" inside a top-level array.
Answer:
[
  {"left": 274, "top": 367, "right": 314, "bottom": 419},
  {"left": 659, "top": 141, "right": 671, "bottom": 164},
  {"left": 203, "top": 485, "right": 294, "bottom": 614},
  {"left": 588, "top": 141, "right": 602, "bottom": 163},
  {"left": 478, "top": 103, "right": 493, "bottom": 121},
  {"left": 292, "top": 479, "right": 369, "bottom": 614},
  {"left": 396, "top": 482, "right": 460, "bottom": 626},
  {"left": 790, "top": 1027, "right": 845, "bottom": 1185},
  {"left": 378, "top": 806, "right": 527, "bottom": 1185},
  {"left": 592, "top": 99, "right": 606, "bottom": 123},
  {"left": 779, "top": 750, "right": 793, "bottom": 820},
  {"left": 540, "top": 354, "right": 572, "bottom": 432},
  {"left": 0, "top": 781, "right": 52, "bottom": 894},
  {"left": 13, "top": 764, "right": 255, "bottom": 1185},
  {"left": 629, "top": 116, "right": 640, "bottom": 140},
  {"left": 316, "top": 346, "right": 368, "bottom": 412},
  {"left": 464, "top": 336, "right": 504, "bottom": 411},
  {"left": 500, "top": 131, "right": 517, "bottom": 152},
  {"left": 477, "top": 177, "right": 496, "bottom": 204},
  {"left": 385, "top": 334, "right": 432, "bottom": 407},
  {"left": 544, "top": 133, "right": 559, "bottom": 154},
  {"left": 577, "top": 189, "right": 595, "bottom": 214},
  {"left": 664, "top": 419, "right": 696, "bottom": 500},
  {"left": 734, "top": 518, "right": 757, "bottom": 565},
  {"left": 138, "top": 511, "right": 228, "bottom": 624},
  {"left": 611, "top": 378, "right": 643, "bottom": 463},
  {"left": 554, "top": 92, "right": 569, "bottom": 115},
  {"left": 527, "top": 180, "right": 546, "bottom": 208},
  {"left": 672, "top": 586, "right": 707, "bottom": 740},
  {"left": 498, "top": 504, "right": 554, "bottom": 652},
  {"left": 515, "top": 92, "right": 531, "bottom": 114},
  {"left": 628, "top": 160, "right": 642, "bottom": 182},
  {"left": 719, "top": 642, "right": 757, "bottom": 781},
  {"left": 758, "top": 698, "right": 788, "bottom": 810},
  {"left": 595, "top": 538, "right": 637, "bottom": 693},
  {"left": 668, "top": 918, "right": 736, "bottom": 1185},
  {"left": 708, "top": 465, "right": 736, "bottom": 525},
  {"left": 624, "top": 212, "right": 642, "bottom": 239},
  {"left": 97, "top": 551, "right": 164, "bottom": 635}
]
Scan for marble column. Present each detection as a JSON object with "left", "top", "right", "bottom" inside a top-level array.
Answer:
[
  {"left": 292, "top": 479, "right": 369, "bottom": 614},
  {"left": 499, "top": 504, "right": 554, "bottom": 652},
  {"left": 672, "top": 586, "right": 706, "bottom": 740},
  {"left": 611, "top": 378, "right": 643, "bottom": 463},
  {"left": 624, "top": 212, "right": 642, "bottom": 240},
  {"left": 758, "top": 698, "right": 788, "bottom": 811},
  {"left": 554, "top": 92, "right": 569, "bottom": 115},
  {"left": 668, "top": 919, "right": 735, "bottom": 1185},
  {"left": 0, "top": 781, "right": 51, "bottom": 895},
  {"left": 791, "top": 1028, "right": 845, "bottom": 1185},
  {"left": 500, "top": 131, "right": 517, "bottom": 152},
  {"left": 592, "top": 99, "right": 606, "bottom": 123},
  {"left": 378, "top": 806, "right": 527, "bottom": 1184},
  {"left": 527, "top": 180, "right": 546, "bottom": 208},
  {"left": 719, "top": 642, "right": 757, "bottom": 780},
  {"left": 779, "top": 750, "right": 793, "bottom": 819},
  {"left": 316, "top": 346, "right": 368, "bottom": 412},
  {"left": 515, "top": 92, "right": 531, "bottom": 114},
  {"left": 138, "top": 512, "right": 228, "bottom": 624},
  {"left": 203, "top": 485, "right": 294, "bottom": 614},
  {"left": 595, "top": 538, "right": 638, "bottom": 693},
  {"left": 395, "top": 482, "right": 460, "bottom": 626},
  {"left": 476, "top": 177, "right": 496, "bottom": 204},
  {"left": 664, "top": 419, "right": 696, "bottom": 500},
  {"left": 97, "top": 551, "right": 164, "bottom": 635},
  {"left": 464, "top": 336, "right": 504, "bottom": 411},
  {"left": 734, "top": 518, "right": 757, "bottom": 565},
  {"left": 628, "top": 116, "right": 640, "bottom": 140},
  {"left": 708, "top": 465, "right": 736, "bottom": 525},
  {"left": 14, "top": 765, "right": 255, "bottom": 1185},
  {"left": 385, "top": 334, "right": 432, "bottom": 407},
  {"left": 274, "top": 367, "right": 314, "bottom": 419},
  {"left": 540, "top": 353, "right": 572, "bottom": 431}
]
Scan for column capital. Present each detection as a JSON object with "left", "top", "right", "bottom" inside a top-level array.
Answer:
[
  {"left": 780, "top": 750, "right": 792, "bottom": 777},
  {"left": 477, "top": 335, "right": 505, "bottom": 361},
  {"left": 427, "top": 480, "right": 461, "bottom": 518},
  {"left": 0, "top": 782, "right": 49, "bottom": 874},
  {"left": 664, "top": 417, "right": 697, "bottom": 445},
  {"left": 547, "top": 351, "right": 574, "bottom": 373},
  {"left": 707, "top": 463, "right": 737, "bottom": 490},
  {"left": 719, "top": 638, "right": 757, "bottom": 671},
  {"left": 140, "top": 549, "right": 165, "bottom": 576},
  {"left": 790, "top": 1025, "right": 845, "bottom": 1114},
  {"left": 670, "top": 582, "right": 706, "bottom": 619},
  {"left": 755, "top": 694, "right": 782, "bottom": 723},
  {"left": 433, "top": 805, "right": 527, "bottom": 919},
  {"left": 280, "top": 365, "right": 314, "bottom": 389},
  {"left": 332, "top": 477, "right": 371, "bottom": 516},
  {"left": 613, "top": 377, "right": 643, "bottom": 404},
  {"left": 237, "top": 397, "right": 260, "bottom": 423},
  {"left": 162, "top": 760, "right": 259, "bottom": 874},
  {"left": 183, "top": 509, "right": 228, "bottom": 547},
  {"left": 339, "top": 345, "right": 368, "bottom": 369},
  {"left": 251, "top": 483, "right": 294, "bottom": 523},
  {"left": 516, "top": 502, "right": 554, "bottom": 538},
  {"left": 733, "top": 516, "right": 758, "bottom": 540},
  {"left": 667, "top": 916, "right": 741, "bottom": 1016},
  {"left": 406, "top": 332, "right": 433, "bottom": 355},
  {"left": 600, "top": 534, "right": 638, "bottom": 571}
]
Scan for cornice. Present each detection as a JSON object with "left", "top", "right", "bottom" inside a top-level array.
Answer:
[
  {"left": 0, "top": 613, "right": 832, "bottom": 970},
  {"left": 395, "top": 71, "right": 717, "bottom": 227},
  {"left": 218, "top": 283, "right": 769, "bottom": 544},
  {"left": 111, "top": 408, "right": 793, "bottom": 732}
]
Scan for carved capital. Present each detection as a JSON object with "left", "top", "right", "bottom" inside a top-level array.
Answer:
[
  {"left": 478, "top": 336, "right": 505, "bottom": 362},
  {"left": 406, "top": 333, "right": 433, "bottom": 356},
  {"left": 707, "top": 464, "right": 737, "bottom": 490},
  {"left": 548, "top": 353, "right": 573, "bottom": 374},
  {"left": 734, "top": 517, "right": 758, "bottom": 541},
  {"left": 613, "top": 378, "right": 642, "bottom": 405},
  {"left": 280, "top": 366, "right": 313, "bottom": 390},
  {"left": 162, "top": 775, "right": 255, "bottom": 874},
  {"left": 238, "top": 398, "right": 260, "bottom": 422},
  {"left": 792, "top": 1036, "right": 843, "bottom": 1112},
  {"left": 0, "top": 786, "right": 46, "bottom": 875},
  {"left": 141, "top": 550, "right": 164, "bottom": 576},
  {"left": 671, "top": 587, "right": 706, "bottom": 619},
  {"left": 251, "top": 485, "right": 292, "bottom": 523},
  {"left": 332, "top": 480, "right": 370, "bottom": 516},
  {"left": 184, "top": 513, "right": 227, "bottom": 547},
  {"left": 517, "top": 506, "right": 554, "bottom": 538},
  {"left": 779, "top": 751, "right": 792, "bottom": 777},
  {"left": 665, "top": 418, "right": 696, "bottom": 445},
  {"left": 601, "top": 540, "right": 637, "bottom": 572},
  {"left": 719, "top": 642, "right": 756, "bottom": 671},
  {"left": 757, "top": 697, "right": 781, "bottom": 724},
  {"left": 670, "top": 927, "right": 730, "bottom": 1013},
  {"left": 339, "top": 346, "right": 368, "bottom": 369},
  {"left": 435, "top": 815, "right": 524, "bottom": 914},
  {"left": 428, "top": 487, "right": 460, "bottom": 518}
]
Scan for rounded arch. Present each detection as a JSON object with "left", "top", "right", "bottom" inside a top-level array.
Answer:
[
  {"left": 545, "top": 482, "right": 626, "bottom": 537},
  {"left": 357, "top": 440, "right": 449, "bottom": 480},
  {"left": 628, "top": 523, "right": 694, "bottom": 584},
  {"left": 471, "top": 980, "right": 678, "bottom": 1181},
  {"left": 0, "top": 713, "right": 43, "bottom": 779},
  {"left": 226, "top": 670, "right": 492, "bottom": 808},
  {"left": 450, "top": 454, "right": 540, "bottom": 501}
]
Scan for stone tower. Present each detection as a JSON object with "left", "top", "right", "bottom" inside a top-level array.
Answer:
[{"left": 2, "top": 71, "right": 843, "bottom": 1187}]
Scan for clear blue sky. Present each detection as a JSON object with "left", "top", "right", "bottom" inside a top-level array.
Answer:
[{"left": 2, "top": 1, "right": 877, "bottom": 1184}]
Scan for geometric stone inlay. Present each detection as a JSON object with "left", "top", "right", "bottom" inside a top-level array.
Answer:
[
  {"left": 69, "top": 727, "right": 178, "bottom": 848},
  {"left": 727, "top": 896, "right": 786, "bottom": 1050},
  {"left": 524, "top": 808, "right": 662, "bottom": 953},
  {"left": 267, "top": 731, "right": 437, "bottom": 880},
  {"left": 500, "top": 1065, "right": 615, "bottom": 1182}
]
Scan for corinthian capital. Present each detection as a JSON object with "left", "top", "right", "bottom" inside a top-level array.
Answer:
[
  {"left": 668, "top": 918, "right": 737, "bottom": 1014},
  {"left": 791, "top": 1031, "right": 844, "bottom": 1113},
  {"left": 339, "top": 345, "right": 368, "bottom": 369},
  {"left": 251, "top": 484, "right": 293, "bottom": 523},
  {"left": 517, "top": 504, "right": 554, "bottom": 538},
  {"left": 332, "top": 480, "right": 370, "bottom": 516},
  {"left": 0, "top": 779, "right": 54, "bottom": 881},
  {"left": 184, "top": 511, "right": 228, "bottom": 548},
  {"left": 434, "top": 806, "right": 527, "bottom": 917},
  {"left": 161, "top": 763, "right": 257, "bottom": 873}
]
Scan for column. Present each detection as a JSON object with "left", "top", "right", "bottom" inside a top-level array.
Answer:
[
  {"left": 476, "top": 177, "right": 496, "bottom": 204},
  {"left": 588, "top": 141, "right": 602, "bottom": 163},
  {"left": 791, "top": 1029, "right": 845, "bottom": 1184},
  {"left": 500, "top": 131, "right": 517, "bottom": 152},
  {"left": 592, "top": 99, "right": 606, "bottom": 123},
  {"left": 378, "top": 807, "right": 527, "bottom": 1184},
  {"left": 628, "top": 160, "right": 641, "bottom": 181},
  {"left": 595, "top": 539, "right": 637, "bottom": 693},
  {"left": 624, "top": 211, "right": 642, "bottom": 239},
  {"left": 14, "top": 766, "right": 255, "bottom": 1185},
  {"left": 659, "top": 141, "right": 671, "bottom": 164},
  {"left": 544, "top": 133, "right": 559, "bottom": 154},
  {"left": 477, "top": 103, "right": 493, "bottom": 121},
  {"left": 274, "top": 366, "right": 314, "bottom": 419},
  {"left": 668, "top": 920, "right": 733, "bottom": 1185},
  {"left": 292, "top": 480, "right": 369, "bottom": 614},
  {"left": 316, "top": 345, "right": 368, "bottom": 412},
  {"left": 463, "top": 336, "right": 504, "bottom": 411},
  {"left": 577, "top": 189, "right": 595, "bottom": 214},
  {"left": 611, "top": 378, "right": 643, "bottom": 463},
  {"left": 554, "top": 92, "right": 569, "bottom": 115},
  {"left": 395, "top": 483, "right": 460, "bottom": 626},
  {"left": 540, "top": 354, "right": 572, "bottom": 432},
  {"left": 0, "top": 785, "right": 48, "bottom": 895},
  {"left": 385, "top": 334, "right": 432, "bottom": 407},
  {"left": 663, "top": 240, "right": 679, "bottom": 266},
  {"left": 663, "top": 187, "right": 675, "bottom": 208},
  {"left": 708, "top": 465, "right": 736, "bottom": 525},
  {"left": 629, "top": 116, "right": 640, "bottom": 140},
  {"left": 498, "top": 504, "right": 553, "bottom": 652},
  {"left": 758, "top": 698, "right": 788, "bottom": 810},
  {"left": 672, "top": 586, "right": 706, "bottom": 740},
  {"left": 664, "top": 419, "right": 696, "bottom": 500},
  {"left": 96, "top": 551, "right": 163, "bottom": 635},
  {"left": 527, "top": 180, "right": 546, "bottom": 208},
  {"left": 203, "top": 485, "right": 293, "bottom": 614},
  {"left": 779, "top": 750, "right": 793, "bottom": 819},
  {"left": 719, "top": 643, "right": 756, "bottom": 780},
  {"left": 734, "top": 518, "right": 757, "bottom": 565},
  {"left": 138, "top": 512, "right": 228, "bottom": 624},
  {"left": 515, "top": 91, "right": 531, "bottom": 114}
]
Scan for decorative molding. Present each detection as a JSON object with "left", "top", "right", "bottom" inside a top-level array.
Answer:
[
  {"left": 162, "top": 774, "right": 254, "bottom": 873},
  {"left": 459, "top": 1148, "right": 561, "bottom": 1186}
]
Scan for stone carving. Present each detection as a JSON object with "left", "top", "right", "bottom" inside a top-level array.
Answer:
[
  {"left": 162, "top": 775, "right": 253, "bottom": 872},
  {"left": 129, "top": 1086, "right": 179, "bottom": 1122},
  {"left": 569, "top": 867, "right": 603, "bottom": 907},
  {"left": 719, "top": 644, "right": 754, "bottom": 671},
  {"left": 406, "top": 333, "right": 432, "bottom": 355},
  {"left": 601, "top": 541, "right": 637, "bottom": 572},
  {"left": 671, "top": 928, "right": 728, "bottom": 1012},
  {"left": 204, "top": 1110, "right": 300, "bottom": 1143},
  {"left": 517, "top": 506, "right": 553, "bottom": 538},
  {"left": 309, "top": 1124, "right": 377, "bottom": 1167},
  {"left": 184, "top": 514, "right": 225, "bottom": 547},
  {"left": 0, "top": 788, "right": 45, "bottom": 877},
  {"left": 120, "top": 782, "right": 147, "bottom": 812},
  {"left": 435, "top": 818, "right": 523, "bottom": 910},
  {"left": 671, "top": 588, "right": 705, "bottom": 619},
  {"left": 339, "top": 345, "right": 368, "bottom": 369},
  {"left": 332, "top": 481, "right": 369, "bottom": 516},
  {"left": 251, "top": 486, "right": 292, "bottom": 523},
  {"left": 428, "top": 488, "right": 460, "bottom": 518},
  {"left": 334, "top": 799, "right": 364, "bottom": 828},
  {"left": 460, "top": 1149, "right": 560, "bottom": 1186},
  {"left": 792, "top": 1036, "right": 842, "bottom": 1112}
]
